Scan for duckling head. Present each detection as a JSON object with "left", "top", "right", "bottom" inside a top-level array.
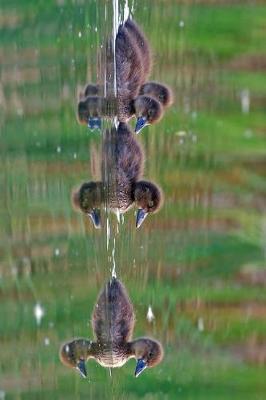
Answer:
[
  {"left": 72, "top": 181, "right": 102, "bottom": 228},
  {"left": 139, "top": 82, "right": 174, "bottom": 108},
  {"left": 134, "top": 96, "right": 163, "bottom": 134},
  {"left": 83, "top": 84, "right": 99, "bottom": 97},
  {"left": 60, "top": 338, "right": 93, "bottom": 378},
  {"left": 134, "top": 181, "right": 163, "bottom": 228},
  {"left": 77, "top": 96, "right": 102, "bottom": 130},
  {"left": 130, "top": 338, "right": 164, "bottom": 377}
]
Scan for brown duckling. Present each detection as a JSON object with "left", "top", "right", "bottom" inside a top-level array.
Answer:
[
  {"left": 60, "top": 277, "right": 163, "bottom": 378},
  {"left": 78, "top": 34, "right": 172, "bottom": 132},
  {"left": 72, "top": 122, "right": 163, "bottom": 228},
  {"left": 77, "top": 19, "right": 156, "bottom": 127},
  {"left": 77, "top": 22, "right": 145, "bottom": 128}
]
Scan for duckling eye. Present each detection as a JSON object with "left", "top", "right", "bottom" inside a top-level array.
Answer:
[
  {"left": 148, "top": 351, "right": 153, "bottom": 358},
  {"left": 148, "top": 201, "right": 154, "bottom": 208},
  {"left": 147, "top": 110, "right": 153, "bottom": 119}
]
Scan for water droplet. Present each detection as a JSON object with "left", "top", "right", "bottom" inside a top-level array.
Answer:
[
  {"left": 240, "top": 89, "right": 250, "bottom": 114},
  {"left": 34, "top": 303, "right": 45, "bottom": 326},
  {"left": 147, "top": 305, "right": 155, "bottom": 323},
  {"left": 44, "top": 337, "right": 50, "bottom": 346},
  {"left": 176, "top": 130, "right": 186, "bottom": 137},
  {"left": 197, "top": 317, "right": 204, "bottom": 332}
]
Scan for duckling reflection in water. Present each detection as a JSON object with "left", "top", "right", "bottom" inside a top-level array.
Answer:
[
  {"left": 60, "top": 277, "right": 163, "bottom": 378},
  {"left": 72, "top": 122, "right": 163, "bottom": 228},
  {"left": 78, "top": 18, "right": 173, "bottom": 133}
]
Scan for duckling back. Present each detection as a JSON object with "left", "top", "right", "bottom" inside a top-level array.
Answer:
[
  {"left": 101, "top": 122, "right": 143, "bottom": 212},
  {"left": 115, "top": 24, "right": 145, "bottom": 120},
  {"left": 92, "top": 277, "right": 135, "bottom": 345},
  {"left": 124, "top": 19, "right": 152, "bottom": 79}
]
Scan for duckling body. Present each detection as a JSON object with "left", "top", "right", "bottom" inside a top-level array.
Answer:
[
  {"left": 91, "top": 278, "right": 134, "bottom": 368},
  {"left": 60, "top": 277, "right": 163, "bottom": 376},
  {"left": 102, "top": 122, "right": 143, "bottom": 212},
  {"left": 124, "top": 18, "right": 152, "bottom": 80},
  {"left": 72, "top": 122, "right": 162, "bottom": 227},
  {"left": 115, "top": 24, "right": 145, "bottom": 116},
  {"left": 78, "top": 21, "right": 145, "bottom": 125}
]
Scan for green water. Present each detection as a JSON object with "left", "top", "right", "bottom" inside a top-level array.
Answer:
[{"left": 1, "top": 0, "right": 266, "bottom": 399}]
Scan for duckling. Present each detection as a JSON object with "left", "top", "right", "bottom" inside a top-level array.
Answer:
[
  {"left": 78, "top": 20, "right": 173, "bottom": 132},
  {"left": 60, "top": 277, "right": 164, "bottom": 378},
  {"left": 72, "top": 122, "right": 162, "bottom": 228},
  {"left": 77, "top": 23, "right": 145, "bottom": 127}
]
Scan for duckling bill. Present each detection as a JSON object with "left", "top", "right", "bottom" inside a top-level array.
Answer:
[{"left": 60, "top": 277, "right": 163, "bottom": 378}]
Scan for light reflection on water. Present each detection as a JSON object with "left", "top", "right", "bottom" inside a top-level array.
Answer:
[{"left": 1, "top": 0, "right": 266, "bottom": 399}]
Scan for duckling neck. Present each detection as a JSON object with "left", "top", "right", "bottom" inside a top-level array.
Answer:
[
  {"left": 125, "top": 341, "right": 137, "bottom": 359},
  {"left": 86, "top": 341, "right": 100, "bottom": 359}
]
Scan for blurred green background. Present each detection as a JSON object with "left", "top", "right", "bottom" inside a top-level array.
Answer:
[{"left": 0, "top": 0, "right": 266, "bottom": 399}]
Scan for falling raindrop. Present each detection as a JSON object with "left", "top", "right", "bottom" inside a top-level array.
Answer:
[
  {"left": 147, "top": 305, "right": 155, "bottom": 323},
  {"left": 197, "top": 317, "right": 204, "bottom": 332},
  {"left": 34, "top": 303, "right": 45, "bottom": 326}
]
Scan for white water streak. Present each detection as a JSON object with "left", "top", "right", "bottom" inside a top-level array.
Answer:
[
  {"left": 106, "top": 216, "right": 110, "bottom": 250},
  {"left": 111, "top": 237, "right": 117, "bottom": 278},
  {"left": 123, "top": 0, "right": 130, "bottom": 22},
  {"left": 112, "top": 0, "right": 119, "bottom": 96}
]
